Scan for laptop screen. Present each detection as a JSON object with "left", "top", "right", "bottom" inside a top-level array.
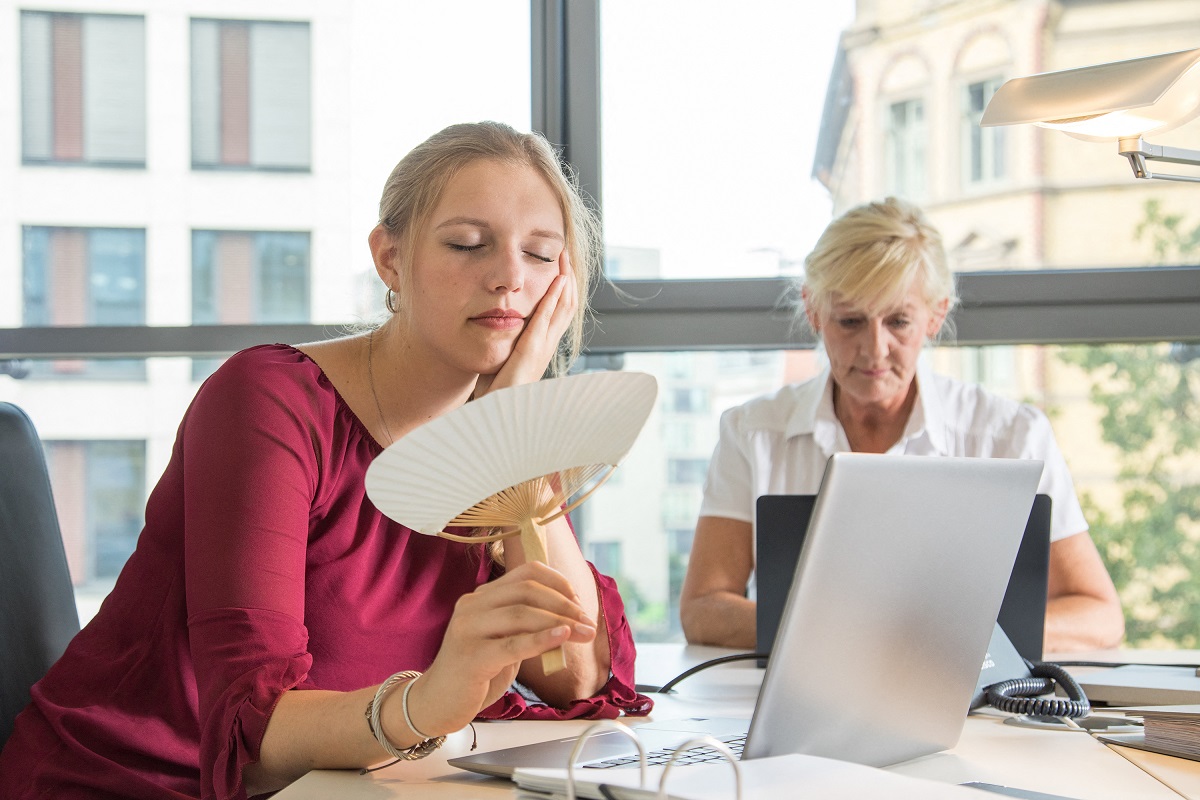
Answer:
[{"left": 756, "top": 493, "right": 1051, "bottom": 663}]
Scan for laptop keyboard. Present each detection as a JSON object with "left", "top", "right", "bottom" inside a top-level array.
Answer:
[{"left": 582, "top": 734, "right": 747, "bottom": 769}]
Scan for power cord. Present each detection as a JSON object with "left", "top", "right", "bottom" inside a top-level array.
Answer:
[{"left": 642, "top": 653, "right": 768, "bottom": 695}]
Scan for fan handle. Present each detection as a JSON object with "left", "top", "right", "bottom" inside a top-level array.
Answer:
[{"left": 519, "top": 516, "right": 568, "bottom": 675}]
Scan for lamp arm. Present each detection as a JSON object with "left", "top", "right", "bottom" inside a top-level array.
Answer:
[{"left": 1118, "top": 137, "right": 1200, "bottom": 183}]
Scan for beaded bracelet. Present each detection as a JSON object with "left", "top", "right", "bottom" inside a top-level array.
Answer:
[{"left": 364, "top": 670, "right": 446, "bottom": 762}]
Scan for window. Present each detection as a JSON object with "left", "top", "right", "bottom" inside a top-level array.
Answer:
[
  {"left": 885, "top": 98, "right": 926, "bottom": 199},
  {"left": 191, "top": 19, "right": 311, "bottom": 170},
  {"left": 20, "top": 11, "right": 146, "bottom": 166},
  {"left": 668, "top": 458, "right": 710, "bottom": 485},
  {"left": 963, "top": 78, "right": 1006, "bottom": 186},
  {"left": 22, "top": 226, "right": 146, "bottom": 379},
  {"left": 5, "top": 1, "right": 1200, "bottom": 648},
  {"left": 192, "top": 231, "right": 310, "bottom": 377},
  {"left": 587, "top": 541, "right": 622, "bottom": 578},
  {"left": 45, "top": 440, "right": 146, "bottom": 588},
  {"left": 663, "top": 419, "right": 696, "bottom": 452},
  {"left": 192, "top": 231, "right": 311, "bottom": 324},
  {"left": 669, "top": 388, "right": 708, "bottom": 414}
]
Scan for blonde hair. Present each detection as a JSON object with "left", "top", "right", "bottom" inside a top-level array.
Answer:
[
  {"left": 800, "top": 197, "right": 958, "bottom": 339},
  {"left": 376, "top": 121, "right": 601, "bottom": 376}
]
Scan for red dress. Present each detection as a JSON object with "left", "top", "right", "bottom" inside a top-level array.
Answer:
[{"left": 0, "top": 345, "right": 651, "bottom": 800}]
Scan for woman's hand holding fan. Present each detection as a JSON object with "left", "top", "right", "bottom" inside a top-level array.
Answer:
[
  {"left": 366, "top": 371, "right": 657, "bottom": 677},
  {"left": 402, "top": 561, "right": 598, "bottom": 737}
]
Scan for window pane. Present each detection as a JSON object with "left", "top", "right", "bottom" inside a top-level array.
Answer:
[
  {"left": 576, "top": 343, "right": 1198, "bottom": 645},
  {"left": 87, "top": 440, "right": 146, "bottom": 580},
  {"left": 600, "top": 2, "right": 854, "bottom": 279},
  {"left": 257, "top": 232, "right": 311, "bottom": 323},
  {"left": 190, "top": 230, "right": 311, "bottom": 378},
  {"left": 963, "top": 77, "right": 1005, "bottom": 187},
  {"left": 83, "top": 15, "right": 147, "bottom": 163},
  {"left": 885, "top": 99, "right": 926, "bottom": 200},
  {"left": 21, "top": 227, "right": 146, "bottom": 380},
  {"left": 32, "top": 406, "right": 157, "bottom": 624},
  {"left": 90, "top": 229, "right": 145, "bottom": 325},
  {"left": 20, "top": 11, "right": 145, "bottom": 166},
  {"left": 191, "top": 19, "right": 311, "bottom": 170}
]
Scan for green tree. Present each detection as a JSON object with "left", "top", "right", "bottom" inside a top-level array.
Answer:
[{"left": 1058, "top": 200, "right": 1200, "bottom": 646}]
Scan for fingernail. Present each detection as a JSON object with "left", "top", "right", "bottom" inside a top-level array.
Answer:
[{"left": 574, "top": 622, "right": 596, "bottom": 636}]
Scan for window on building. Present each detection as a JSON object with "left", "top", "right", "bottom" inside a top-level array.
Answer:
[
  {"left": 45, "top": 440, "right": 146, "bottom": 587},
  {"left": 192, "top": 230, "right": 311, "bottom": 376},
  {"left": 668, "top": 457, "right": 710, "bottom": 485},
  {"left": 190, "top": 19, "right": 311, "bottom": 170},
  {"left": 885, "top": 98, "right": 926, "bottom": 199},
  {"left": 20, "top": 11, "right": 146, "bottom": 166},
  {"left": 587, "top": 541, "right": 623, "bottom": 579},
  {"left": 963, "top": 78, "right": 1006, "bottom": 186},
  {"left": 669, "top": 387, "right": 709, "bottom": 414},
  {"left": 22, "top": 226, "right": 146, "bottom": 379}
]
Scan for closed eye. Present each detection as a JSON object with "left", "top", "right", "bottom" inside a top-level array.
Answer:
[
  {"left": 448, "top": 243, "right": 485, "bottom": 253},
  {"left": 525, "top": 251, "right": 555, "bottom": 263}
]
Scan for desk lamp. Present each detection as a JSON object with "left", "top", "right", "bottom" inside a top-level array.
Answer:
[{"left": 981, "top": 48, "right": 1200, "bottom": 183}]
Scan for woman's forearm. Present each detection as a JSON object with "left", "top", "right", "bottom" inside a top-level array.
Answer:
[{"left": 248, "top": 687, "right": 388, "bottom": 796}]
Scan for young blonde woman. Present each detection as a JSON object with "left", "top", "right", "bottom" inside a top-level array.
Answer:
[
  {"left": 0, "top": 122, "right": 650, "bottom": 800},
  {"left": 680, "top": 197, "right": 1124, "bottom": 655}
]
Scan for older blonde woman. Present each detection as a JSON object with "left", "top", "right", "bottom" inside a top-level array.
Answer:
[{"left": 680, "top": 197, "right": 1124, "bottom": 654}]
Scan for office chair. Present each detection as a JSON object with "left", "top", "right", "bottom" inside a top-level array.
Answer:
[{"left": 0, "top": 402, "right": 80, "bottom": 750}]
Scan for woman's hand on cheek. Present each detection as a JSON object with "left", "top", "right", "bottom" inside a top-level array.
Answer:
[
  {"left": 474, "top": 251, "right": 578, "bottom": 398},
  {"left": 411, "top": 562, "right": 597, "bottom": 732}
]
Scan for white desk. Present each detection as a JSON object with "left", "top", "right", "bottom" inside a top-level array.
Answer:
[{"left": 275, "top": 644, "right": 1200, "bottom": 799}]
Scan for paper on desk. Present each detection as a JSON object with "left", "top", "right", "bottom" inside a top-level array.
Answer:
[
  {"left": 513, "top": 753, "right": 986, "bottom": 799},
  {"left": 1100, "top": 704, "right": 1200, "bottom": 762}
]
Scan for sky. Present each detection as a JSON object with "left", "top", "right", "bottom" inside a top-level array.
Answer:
[{"left": 600, "top": 1, "right": 857, "bottom": 278}]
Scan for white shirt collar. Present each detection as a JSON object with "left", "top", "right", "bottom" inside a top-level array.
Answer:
[{"left": 783, "top": 355, "right": 949, "bottom": 455}]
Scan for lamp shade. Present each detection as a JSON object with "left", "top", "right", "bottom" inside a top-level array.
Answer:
[{"left": 981, "top": 48, "right": 1200, "bottom": 142}]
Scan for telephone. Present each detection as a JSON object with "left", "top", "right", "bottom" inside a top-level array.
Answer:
[{"left": 972, "top": 623, "right": 1091, "bottom": 718}]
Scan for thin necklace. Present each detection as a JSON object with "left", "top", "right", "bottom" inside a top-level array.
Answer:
[{"left": 367, "top": 330, "right": 395, "bottom": 447}]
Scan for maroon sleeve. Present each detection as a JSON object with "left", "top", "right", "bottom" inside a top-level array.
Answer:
[
  {"left": 476, "top": 565, "right": 654, "bottom": 721},
  {"left": 180, "top": 349, "right": 320, "bottom": 800}
]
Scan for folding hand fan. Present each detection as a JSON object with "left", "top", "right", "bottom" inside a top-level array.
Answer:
[{"left": 365, "top": 370, "right": 658, "bottom": 675}]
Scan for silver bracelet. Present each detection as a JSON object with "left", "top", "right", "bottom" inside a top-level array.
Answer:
[
  {"left": 364, "top": 670, "right": 446, "bottom": 762},
  {"left": 401, "top": 673, "right": 435, "bottom": 740}
]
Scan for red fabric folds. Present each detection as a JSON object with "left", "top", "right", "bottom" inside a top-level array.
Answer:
[{"left": 188, "top": 608, "right": 313, "bottom": 800}]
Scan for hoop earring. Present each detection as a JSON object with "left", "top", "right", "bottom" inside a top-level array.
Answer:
[{"left": 385, "top": 288, "right": 399, "bottom": 314}]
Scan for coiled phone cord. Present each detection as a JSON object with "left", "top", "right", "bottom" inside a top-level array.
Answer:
[{"left": 985, "top": 661, "right": 1091, "bottom": 718}]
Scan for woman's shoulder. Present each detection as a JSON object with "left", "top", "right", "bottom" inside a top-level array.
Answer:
[
  {"left": 220, "top": 342, "right": 319, "bottom": 374},
  {"left": 192, "top": 343, "right": 337, "bottom": 418},
  {"left": 205, "top": 343, "right": 321, "bottom": 386},
  {"left": 928, "top": 371, "right": 1050, "bottom": 436},
  {"left": 726, "top": 373, "right": 826, "bottom": 432}
]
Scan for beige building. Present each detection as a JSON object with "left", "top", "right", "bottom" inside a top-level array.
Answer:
[{"left": 814, "top": 0, "right": 1200, "bottom": 502}]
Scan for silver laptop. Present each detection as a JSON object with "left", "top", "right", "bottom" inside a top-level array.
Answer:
[{"left": 450, "top": 452, "right": 1043, "bottom": 777}]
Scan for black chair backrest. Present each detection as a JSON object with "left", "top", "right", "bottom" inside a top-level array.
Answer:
[{"left": 0, "top": 402, "right": 80, "bottom": 749}]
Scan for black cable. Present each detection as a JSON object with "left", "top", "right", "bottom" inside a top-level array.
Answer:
[
  {"left": 985, "top": 661, "right": 1091, "bottom": 718},
  {"left": 653, "top": 653, "right": 768, "bottom": 694},
  {"left": 1052, "top": 660, "right": 1200, "bottom": 670}
]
